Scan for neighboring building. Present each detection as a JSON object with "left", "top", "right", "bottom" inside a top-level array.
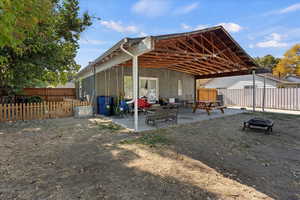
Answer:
[
  {"left": 285, "top": 75, "right": 300, "bottom": 82},
  {"left": 282, "top": 75, "right": 300, "bottom": 87},
  {"left": 203, "top": 74, "right": 300, "bottom": 89}
]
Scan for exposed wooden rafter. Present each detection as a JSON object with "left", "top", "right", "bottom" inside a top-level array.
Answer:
[{"left": 78, "top": 26, "right": 257, "bottom": 79}]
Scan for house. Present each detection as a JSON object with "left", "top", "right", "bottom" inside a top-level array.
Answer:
[
  {"left": 202, "top": 74, "right": 300, "bottom": 89},
  {"left": 203, "top": 74, "right": 277, "bottom": 89},
  {"left": 282, "top": 75, "right": 300, "bottom": 88},
  {"left": 285, "top": 75, "right": 300, "bottom": 83},
  {"left": 76, "top": 26, "right": 258, "bottom": 131}
]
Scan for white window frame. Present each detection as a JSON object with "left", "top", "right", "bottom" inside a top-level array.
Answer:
[
  {"left": 140, "top": 77, "right": 159, "bottom": 101},
  {"left": 124, "top": 76, "right": 159, "bottom": 100}
]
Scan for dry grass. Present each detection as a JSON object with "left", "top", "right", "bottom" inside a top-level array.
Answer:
[{"left": 0, "top": 112, "right": 299, "bottom": 200}]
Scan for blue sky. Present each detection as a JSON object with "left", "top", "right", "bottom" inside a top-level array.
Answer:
[{"left": 76, "top": 0, "right": 300, "bottom": 68}]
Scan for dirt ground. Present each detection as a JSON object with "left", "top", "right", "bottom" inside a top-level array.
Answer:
[{"left": 0, "top": 112, "right": 299, "bottom": 200}]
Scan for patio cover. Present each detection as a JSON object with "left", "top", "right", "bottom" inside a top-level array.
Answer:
[
  {"left": 78, "top": 26, "right": 259, "bottom": 131},
  {"left": 78, "top": 26, "right": 258, "bottom": 79}
]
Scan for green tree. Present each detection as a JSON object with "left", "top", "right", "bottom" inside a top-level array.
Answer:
[
  {"left": 254, "top": 55, "right": 280, "bottom": 70},
  {"left": 273, "top": 44, "right": 300, "bottom": 78},
  {"left": 0, "top": 0, "right": 52, "bottom": 50},
  {"left": 0, "top": 0, "right": 92, "bottom": 93}
]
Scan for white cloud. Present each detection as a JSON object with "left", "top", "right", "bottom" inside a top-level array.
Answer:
[
  {"left": 279, "top": 3, "right": 300, "bottom": 14},
  {"left": 181, "top": 22, "right": 242, "bottom": 33},
  {"left": 175, "top": 2, "right": 199, "bottom": 14},
  {"left": 267, "top": 33, "right": 283, "bottom": 41},
  {"left": 256, "top": 40, "right": 288, "bottom": 48},
  {"left": 252, "top": 33, "right": 288, "bottom": 48},
  {"left": 248, "top": 44, "right": 255, "bottom": 49},
  {"left": 264, "top": 3, "right": 300, "bottom": 15},
  {"left": 181, "top": 23, "right": 192, "bottom": 30},
  {"left": 139, "top": 32, "right": 148, "bottom": 37},
  {"left": 132, "top": 0, "right": 170, "bottom": 17},
  {"left": 79, "top": 39, "right": 105, "bottom": 45},
  {"left": 194, "top": 24, "right": 209, "bottom": 30},
  {"left": 218, "top": 23, "right": 243, "bottom": 33},
  {"left": 100, "top": 20, "right": 139, "bottom": 33}
]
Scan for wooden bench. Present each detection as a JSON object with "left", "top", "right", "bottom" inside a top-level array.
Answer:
[{"left": 145, "top": 108, "right": 178, "bottom": 127}]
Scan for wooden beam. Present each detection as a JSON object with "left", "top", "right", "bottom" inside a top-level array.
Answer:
[
  {"left": 196, "top": 34, "right": 241, "bottom": 67},
  {"left": 151, "top": 49, "right": 209, "bottom": 58},
  {"left": 152, "top": 48, "right": 241, "bottom": 69},
  {"left": 130, "top": 51, "right": 238, "bottom": 73},
  {"left": 211, "top": 32, "right": 246, "bottom": 66},
  {"left": 188, "top": 36, "right": 213, "bottom": 54},
  {"left": 163, "top": 60, "right": 212, "bottom": 74},
  {"left": 195, "top": 70, "right": 252, "bottom": 79},
  {"left": 193, "top": 59, "right": 232, "bottom": 71},
  {"left": 176, "top": 38, "right": 199, "bottom": 53},
  {"left": 173, "top": 62, "right": 211, "bottom": 74},
  {"left": 166, "top": 66, "right": 198, "bottom": 75}
]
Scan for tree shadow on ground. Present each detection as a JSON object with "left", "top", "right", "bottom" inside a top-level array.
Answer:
[{"left": 0, "top": 117, "right": 221, "bottom": 200}]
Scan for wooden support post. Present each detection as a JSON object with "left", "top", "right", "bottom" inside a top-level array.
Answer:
[{"left": 194, "top": 77, "right": 197, "bottom": 103}]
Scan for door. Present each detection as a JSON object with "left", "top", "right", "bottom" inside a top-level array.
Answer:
[{"left": 139, "top": 77, "right": 159, "bottom": 103}]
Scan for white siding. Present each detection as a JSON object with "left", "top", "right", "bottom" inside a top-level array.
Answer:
[
  {"left": 229, "top": 80, "right": 275, "bottom": 89},
  {"left": 205, "top": 75, "right": 277, "bottom": 89}
]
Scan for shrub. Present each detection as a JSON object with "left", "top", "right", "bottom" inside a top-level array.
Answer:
[{"left": 26, "top": 96, "right": 43, "bottom": 103}]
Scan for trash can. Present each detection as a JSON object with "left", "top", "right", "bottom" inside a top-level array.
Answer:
[{"left": 97, "top": 96, "right": 114, "bottom": 116}]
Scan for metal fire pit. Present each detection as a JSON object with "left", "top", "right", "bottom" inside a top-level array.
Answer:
[{"left": 243, "top": 118, "right": 274, "bottom": 134}]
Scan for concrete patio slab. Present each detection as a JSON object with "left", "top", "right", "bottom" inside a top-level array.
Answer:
[{"left": 106, "top": 108, "right": 245, "bottom": 132}]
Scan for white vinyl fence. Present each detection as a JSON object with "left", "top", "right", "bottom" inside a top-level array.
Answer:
[{"left": 218, "top": 88, "right": 300, "bottom": 111}]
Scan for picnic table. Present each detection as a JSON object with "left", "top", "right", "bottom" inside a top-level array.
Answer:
[{"left": 192, "top": 100, "right": 226, "bottom": 115}]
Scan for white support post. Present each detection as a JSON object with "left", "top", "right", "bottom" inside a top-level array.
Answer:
[
  {"left": 93, "top": 65, "right": 97, "bottom": 115},
  {"left": 252, "top": 70, "right": 256, "bottom": 112},
  {"left": 262, "top": 74, "right": 266, "bottom": 112},
  {"left": 133, "top": 56, "right": 139, "bottom": 131},
  {"left": 119, "top": 37, "right": 153, "bottom": 131}
]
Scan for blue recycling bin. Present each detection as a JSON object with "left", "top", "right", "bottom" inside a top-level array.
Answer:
[{"left": 97, "top": 96, "right": 114, "bottom": 116}]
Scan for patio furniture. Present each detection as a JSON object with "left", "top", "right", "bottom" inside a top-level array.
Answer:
[
  {"left": 192, "top": 100, "right": 226, "bottom": 115},
  {"left": 145, "top": 107, "right": 178, "bottom": 127},
  {"left": 243, "top": 118, "right": 274, "bottom": 134},
  {"left": 125, "top": 98, "right": 152, "bottom": 114},
  {"left": 117, "top": 100, "right": 130, "bottom": 117}
]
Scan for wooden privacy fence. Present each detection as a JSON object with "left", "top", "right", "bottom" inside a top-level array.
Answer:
[
  {"left": 218, "top": 88, "right": 300, "bottom": 111},
  {"left": 0, "top": 101, "right": 90, "bottom": 122},
  {"left": 197, "top": 88, "right": 217, "bottom": 101},
  {"left": 23, "top": 88, "right": 76, "bottom": 101}
]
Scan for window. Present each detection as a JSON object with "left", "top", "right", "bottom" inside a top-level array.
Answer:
[
  {"left": 124, "top": 76, "right": 159, "bottom": 102},
  {"left": 178, "top": 80, "right": 183, "bottom": 96}
]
